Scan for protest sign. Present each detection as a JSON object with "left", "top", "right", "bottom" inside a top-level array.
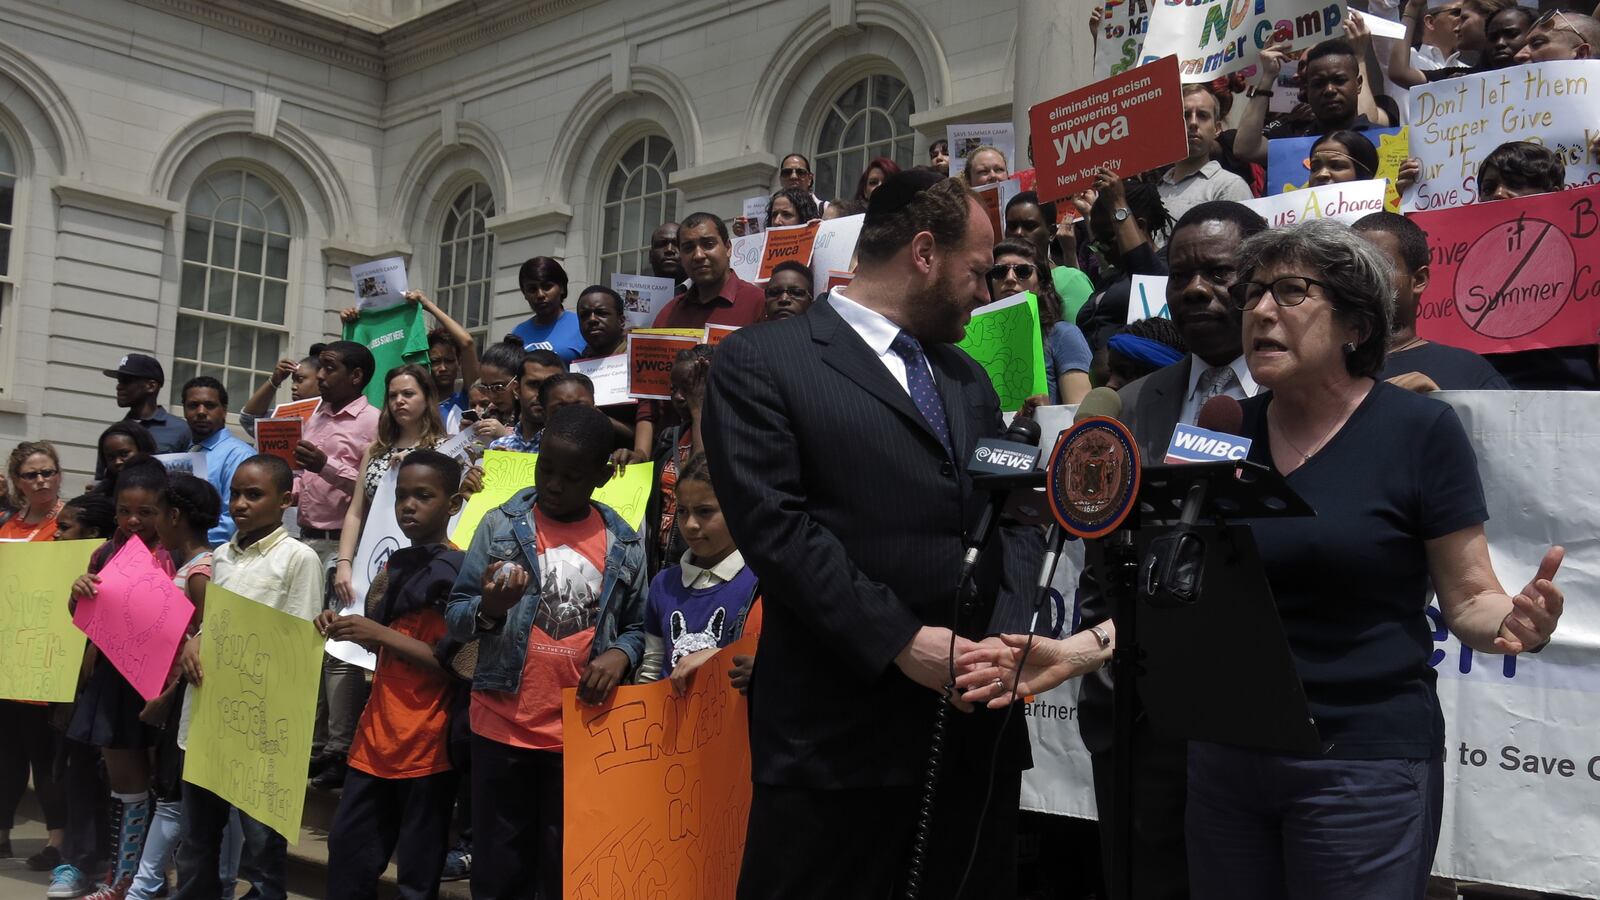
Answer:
[
  {"left": 72, "top": 537, "right": 194, "bottom": 701},
  {"left": 741, "top": 196, "right": 767, "bottom": 233},
  {"left": 810, "top": 213, "right": 863, "bottom": 289},
  {"left": 329, "top": 468, "right": 404, "bottom": 671},
  {"left": 450, "top": 450, "right": 654, "bottom": 546},
  {"left": 1411, "top": 184, "right": 1600, "bottom": 355},
  {"left": 1028, "top": 57, "right": 1187, "bottom": 204},
  {"left": 1139, "top": 0, "right": 1344, "bottom": 81},
  {"left": 948, "top": 122, "right": 1016, "bottom": 173},
  {"left": 628, "top": 331, "right": 702, "bottom": 400},
  {"left": 957, "top": 292, "right": 1049, "bottom": 411},
  {"left": 1266, "top": 127, "right": 1406, "bottom": 209},
  {"left": 1127, "top": 275, "right": 1172, "bottom": 323},
  {"left": 1240, "top": 178, "right": 1389, "bottom": 227},
  {"left": 974, "top": 178, "right": 1023, "bottom": 239},
  {"left": 1094, "top": 0, "right": 1154, "bottom": 80},
  {"left": 154, "top": 450, "right": 208, "bottom": 480},
  {"left": 730, "top": 233, "right": 764, "bottom": 282},
  {"left": 704, "top": 324, "right": 739, "bottom": 347},
  {"left": 611, "top": 273, "right": 678, "bottom": 329},
  {"left": 270, "top": 397, "right": 320, "bottom": 424},
  {"left": 825, "top": 271, "right": 854, "bottom": 293},
  {"left": 254, "top": 418, "right": 302, "bottom": 470},
  {"left": 1404, "top": 60, "right": 1600, "bottom": 212},
  {"left": 342, "top": 301, "right": 430, "bottom": 407},
  {"left": 756, "top": 222, "right": 821, "bottom": 281},
  {"left": 572, "top": 354, "right": 633, "bottom": 407},
  {"left": 351, "top": 257, "right": 408, "bottom": 311},
  {"left": 0, "top": 540, "right": 97, "bottom": 702},
  {"left": 563, "top": 635, "right": 756, "bottom": 900},
  {"left": 1020, "top": 391, "right": 1600, "bottom": 897},
  {"left": 183, "top": 583, "right": 321, "bottom": 843}
]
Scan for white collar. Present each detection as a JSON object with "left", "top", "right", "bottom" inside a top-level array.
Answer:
[
  {"left": 679, "top": 548, "right": 747, "bottom": 588},
  {"left": 828, "top": 288, "right": 905, "bottom": 357},
  {"left": 1183, "top": 355, "right": 1259, "bottom": 402}
]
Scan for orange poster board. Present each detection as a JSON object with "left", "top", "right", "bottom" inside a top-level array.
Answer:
[
  {"left": 563, "top": 636, "right": 755, "bottom": 899},
  {"left": 270, "top": 398, "right": 321, "bottom": 424},
  {"left": 756, "top": 222, "right": 820, "bottom": 281},
  {"left": 825, "top": 270, "right": 854, "bottom": 293},
  {"left": 254, "top": 417, "right": 303, "bottom": 470},
  {"left": 627, "top": 332, "right": 702, "bottom": 400},
  {"left": 703, "top": 324, "right": 740, "bottom": 347}
]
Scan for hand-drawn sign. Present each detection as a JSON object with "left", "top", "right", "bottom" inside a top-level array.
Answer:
[
  {"left": 1454, "top": 215, "right": 1576, "bottom": 340},
  {"left": 1413, "top": 184, "right": 1600, "bottom": 354}
]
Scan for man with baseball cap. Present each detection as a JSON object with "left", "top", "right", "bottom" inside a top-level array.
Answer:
[{"left": 98, "top": 353, "right": 192, "bottom": 477}]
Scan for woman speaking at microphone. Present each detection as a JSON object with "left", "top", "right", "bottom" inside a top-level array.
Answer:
[{"left": 958, "top": 219, "right": 1565, "bottom": 899}]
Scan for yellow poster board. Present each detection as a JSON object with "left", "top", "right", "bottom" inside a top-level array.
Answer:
[
  {"left": 0, "top": 540, "right": 97, "bottom": 702},
  {"left": 182, "top": 583, "right": 321, "bottom": 842},
  {"left": 450, "top": 450, "right": 654, "bottom": 547}
]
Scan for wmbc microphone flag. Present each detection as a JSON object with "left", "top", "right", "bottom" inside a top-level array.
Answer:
[{"left": 1164, "top": 423, "right": 1251, "bottom": 464}]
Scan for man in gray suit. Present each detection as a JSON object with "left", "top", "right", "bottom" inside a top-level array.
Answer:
[{"left": 1079, "top": 200, "right": 1269, "bottom": 898}]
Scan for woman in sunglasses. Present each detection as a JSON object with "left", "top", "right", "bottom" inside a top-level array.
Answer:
[
  {"left": 1, "top": 441, "right": 65, "bottom": 541},
  {"left": 960, "top": 220, "right": 1565, "bottom": 899},
  {"left": 988, "top": 239, "right": 1092, "bottom": 404}
]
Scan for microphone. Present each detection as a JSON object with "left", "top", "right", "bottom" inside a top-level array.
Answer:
[
  {"left": 1075, "top": 386, "right": 1123, "bottom": 423},
  {"left": 960, "top": 417, "right": 1044, "bottom": 588},
  {"left": 1142, "top": 396, "right": 1247, "bottom": 604},
  {"left": 1165, "top": 395, "right": 1251, "bottom": 465}
]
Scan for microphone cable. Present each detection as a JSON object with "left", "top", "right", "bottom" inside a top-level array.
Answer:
[{"left": 903, "top": 568, "right": 974, "bottom": 899}]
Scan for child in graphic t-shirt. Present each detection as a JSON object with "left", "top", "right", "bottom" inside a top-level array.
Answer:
[
  {"left": 446, "top": 404, "right": 649, "bottom": 900},
  {"left": 636, "top": 453, "right": 760, "bottom": 694}
]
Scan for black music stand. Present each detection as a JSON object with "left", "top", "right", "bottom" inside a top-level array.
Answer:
[{"left": 1102, "top": 460, "right": 1323, "bottom": 900}]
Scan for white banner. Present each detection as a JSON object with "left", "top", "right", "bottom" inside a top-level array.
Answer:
[
  {"left": 325, "top": 467, "right": 407, "bottom": 670},
  {"left": 1140, "top": 0, "right": 1344, "bottom": 82},
  {"left": 1095, "top": 0, "right": 1154, "bottom": 81},
  {"left": 1019, "top": 392, "right": 1600, "bottom": 896},
  {"left": 730, "top": 233, "right": 765, "bottom": 283},
  {"left": 1240, "top": 177, "right": 1389, "bottom": 227},
  {"left": 809, "top": 213, "right": 863, "bottom": 292},
  {"left": 1127, "top": 274, "right": 1172, "bottom": 324},
  {"left": 1404, "top": 60, "right": 1600, "bottom": 212}
]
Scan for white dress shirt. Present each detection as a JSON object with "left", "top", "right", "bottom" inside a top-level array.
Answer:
[
  {"left": 829, "top": 288, "right": 932, "bottom": 395},
  {"left": 1179, "top": 355, "right": 1260, "bottom": 426}
]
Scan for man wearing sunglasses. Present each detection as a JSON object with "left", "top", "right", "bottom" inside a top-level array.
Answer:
[
  {"left": 777, "top": 153, "right": 827, "bottom": 215},
  {"left": 1515, "top": 9, "right": 1599, "bottom": 61},
  {"left": 96, "top": 353, "right": 192, "bottom": 479}
]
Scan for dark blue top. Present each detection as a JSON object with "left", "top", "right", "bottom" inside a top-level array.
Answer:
[
  {"left": 1240, "top": 382, "right": 1487, "bottom": 760},
  {"left": 1381, "top": 341, "right": 1509, "bottom": 390},
  {"left": 645, "top": 565, "right": 759, "bottom": 674}
]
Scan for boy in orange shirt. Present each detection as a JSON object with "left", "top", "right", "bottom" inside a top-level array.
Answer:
[
  {"left": 447, "top": 404, "right": 649, "bottom": 900},
  {"left": 316, "top": 449, "right": 465, "bottom": 897}
]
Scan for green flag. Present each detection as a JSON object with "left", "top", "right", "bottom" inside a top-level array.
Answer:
[
  {"left": 341, "top": 302, "right": 431, "bottom": 407},
  {"left": 957, "top": 291, "right": 1048, "bottom": 411}
]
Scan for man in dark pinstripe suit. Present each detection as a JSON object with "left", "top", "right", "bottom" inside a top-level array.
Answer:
[{"left": 704, "top": 170, "right": 1043, "bottom": 899}]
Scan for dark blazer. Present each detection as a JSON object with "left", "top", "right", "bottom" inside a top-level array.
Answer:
[{"left": 702, "top": 297, "right": 1041, "bottom": 789}]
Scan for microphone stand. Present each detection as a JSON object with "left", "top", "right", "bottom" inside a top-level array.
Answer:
[{"left": 1106, "top": 528, "right": 1142, "bottom": 900}]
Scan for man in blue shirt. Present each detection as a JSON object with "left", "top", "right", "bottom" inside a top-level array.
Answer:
[{"left": 181, "top": 375, "right": 255, "bottom": 546}]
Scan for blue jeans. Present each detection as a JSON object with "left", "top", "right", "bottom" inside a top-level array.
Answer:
[{"left": 1186, "top": 742, "right": 1443, "bottom": 900}]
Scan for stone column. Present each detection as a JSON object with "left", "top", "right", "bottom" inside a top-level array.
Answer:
[{"left": 1012, "top": 0, "right": 1096, "bottom": 168}]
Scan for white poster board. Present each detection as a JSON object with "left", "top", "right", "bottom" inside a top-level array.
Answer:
[
  {"left": 948, "top": 122, "right": 1017, "bottom": 173},
  {"left": 351, "top": 257, "right": 409, "bottom": 311},
  {"left": 1140, "top": 0, "right": 1344, "bottom": 82},
  {"left": 609, "top": 273, "right": 677, "bottom": 329},
  {"left": 325, "top": 468, "right": 405, "bottom": 670},
  {"left": 730, "top": 233, "right": 765, "bottom": 283},
  {"left": 1240, "top": 177, "right": 1389, "bottom": 228},
  {"left": 571, "top": 353, "right": 633, "bottom": 407},
  {"left": 1403, "top": 61, "right": 1600, "bottom": 212},
  {"left": 1127, "top": 275, "right": 1172, "bottom": 324},
  {"left": 1094, "top": 0, "right": 1154, "bottom": 81}
]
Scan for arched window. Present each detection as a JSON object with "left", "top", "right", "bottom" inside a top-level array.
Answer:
[
  {"left": 174, "top": 169, "right": 292, "bottom": 405},
  {"left": 0, "top": 131, "right": 14, "bottom": 395},
  {"left": 598, "top": 135, "right": 678, "bottom": 280},
  {"left": 434, "top": 182, "right": 495, "bottom": 345},
  {"left": 813, "top": 73, "right": 916, "bottom": 202}
]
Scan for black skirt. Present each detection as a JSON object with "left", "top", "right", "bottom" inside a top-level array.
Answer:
[{"left": 65, "top": 659, "right": 155, "bottom": 750}]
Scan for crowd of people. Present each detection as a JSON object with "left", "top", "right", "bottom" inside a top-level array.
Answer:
[{"left": 0, "top": 6, "right": 1593, "bottom": 899}]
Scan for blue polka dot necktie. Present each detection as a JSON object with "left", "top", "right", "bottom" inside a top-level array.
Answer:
[{"left": 890, "top": 331, "right": 953, "bottom": 459}]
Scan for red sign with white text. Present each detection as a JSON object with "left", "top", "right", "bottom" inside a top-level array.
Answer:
[
  {"left": 1412, "top": 184, "right": 1600, "bottom": 354},
  {"left": 1028, "top": 56, "right": 1187, "bottom": 204}
]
